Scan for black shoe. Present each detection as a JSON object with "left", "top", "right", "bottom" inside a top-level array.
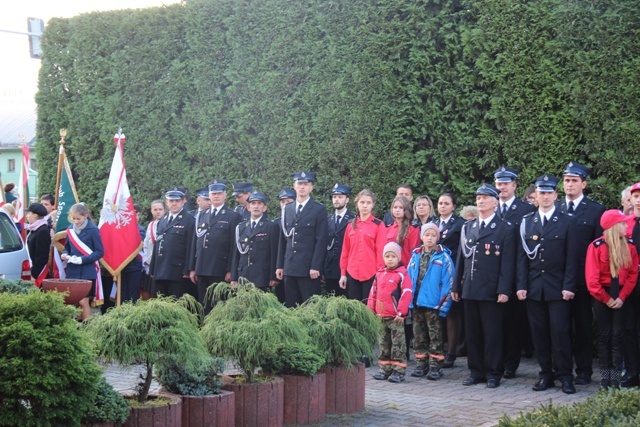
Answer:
[
  {"left": 373, "top": 372, "right": 390, "bottom": 380},
  {"left": 388, "top": 372, "right": 405, "bottom": 383},
  {"left": 532, "top": 378, "right": 553, "bottom": 391},
  {"left": 426, "top": 367, "right": 443, "bottom": 380},
  {"left": 411, "top": 366, "right": 428, "bottom": 378},
  {"left": 574, "top": 374, "right": 591, "bottom": 385},
  {"left": 487, "top": 378, "right": 500, "bottom": 388},
  {"left": 462, "top": 376, "right": 485, "bottom": 386},
  {"left": 621, "top": 376, "right": 639, "bottom": 388},
  {"left": 442, "top": 353, "right": 456, "bottom": 369},
  {"left": 361, "top": 355, "right": 371, "bottom": 368},
  {"left": 562, "top": 379, "right": 576, "bottom": 394},
  {"left": 503, "top": 369, "right": 516, "bottom": 379}
]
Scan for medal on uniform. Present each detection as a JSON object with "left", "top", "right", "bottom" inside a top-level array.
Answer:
[
  {"left": 533, "top": 235, "right": 539, "bottom": 241},
  {"left": 485, "top": 244, "right": 490, "bottom": 255},
  {"left": 495, "top": 244, "right": 500, "bottom": 256}
]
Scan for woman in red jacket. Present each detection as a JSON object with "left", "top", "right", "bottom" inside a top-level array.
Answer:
[
  {"left": 384, "top": 196, "right": 420, "bottom": 265},
  {"left": 586, "top": 209, "right": 639, "bottom": 389},
  {"left": 339, "top": 189, "right": 386, "bottom": 304}
]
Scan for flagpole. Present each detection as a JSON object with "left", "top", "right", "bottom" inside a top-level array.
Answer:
[
  {"left": 116, "top": 273, "right": 122, "bottom": 306},
  {"left": 49, "top": 130, "right": 67, "bottom": 276}
]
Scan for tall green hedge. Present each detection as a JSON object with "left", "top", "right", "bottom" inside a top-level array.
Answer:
[{"left": 35, "top": 0, "right": 640, "bottom": 214}]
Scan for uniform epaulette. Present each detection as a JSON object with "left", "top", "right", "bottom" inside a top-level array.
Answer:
[
  {"left": 522, "top": 211, "right": 536, "bottom": 219},
  {"left": 594, "top": 238, "right": 606, "bottom": 247},
  {"left": 373, "top": 218, "right": 382, "bottom": 225}
]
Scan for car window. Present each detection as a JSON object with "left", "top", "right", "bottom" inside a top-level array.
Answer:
[{"left": 0, "top": 214, "right": 23, "bottom": 252}]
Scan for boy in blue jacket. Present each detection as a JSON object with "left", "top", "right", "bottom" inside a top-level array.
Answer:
[{"left": 407, "top": 223, "right": 455, "bottom": 380}]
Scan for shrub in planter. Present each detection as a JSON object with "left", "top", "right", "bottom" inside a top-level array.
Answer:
[
  {"left": 0, "top": 290, "right": 102, "bottom": 426},
  {"left": 82, "top": 376, "right": 130, "bottom": 427},
  {"left": 85, "top": 295, "right": 210, "bottom": 404}
]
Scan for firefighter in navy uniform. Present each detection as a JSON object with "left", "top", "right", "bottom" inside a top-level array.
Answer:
[
  {"left": 494, "top": 166, "right": 537, "bottom": 379},
  {"left": 230, "top": 191, "right": 279, "bottom": 291},
  {"left": 149, "top": 187, "right": 197, "bottom": 299},
  {"left": 558, "top": 161, "right": 605, "bottom": 385},
  {"left": 276, "top": 171, "right": 328, "bottom": 307},
  {"left": 324, "top": 183, "right": 355, "bottom": 296},
  {"left": 273, "top": 188, "right": 296, "bottom": 303},
  {"left": 517, "top": 174, "right": 579, "bottom": 394},
  {"left": 452, "top": 184, "right": 516, "bottom": 389},
  {"left": 189, "top": 188, "right": 211, "bottom": 225},
  {"left": 232, "top": 182, "right": 253, "bottom": 221},
  {"left": 189, "top": 181, "right": 242, "bottom": 311}
]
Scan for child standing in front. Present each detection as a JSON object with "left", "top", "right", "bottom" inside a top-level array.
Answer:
[
  {"left": 368, "top": 242, "right": 412, "bottom": 383},
  {"left": 407, "top": 223, "right": 455, "bottom": 380}
]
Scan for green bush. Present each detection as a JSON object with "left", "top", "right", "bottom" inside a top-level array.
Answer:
[
  {"left": 0, "top": 278, "right": 36, "bottom": 294},
  {"left": 498, "top": 388, "right": 640, "bottom": 426},
  {"left": 157, "top": 356, "right": 226, "bottom": 396},
  {"left": 82, "top": 376, "right": 130, "bottom": 426},
  {"left": 261, "top": 344, "right": 325, "bottom": 377},
  {"left": 0, "top": 291, "right": 101, "bottom": 427}
]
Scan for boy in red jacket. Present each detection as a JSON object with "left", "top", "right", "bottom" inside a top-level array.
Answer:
[{"left": 368, "top": 242, "right": 413, "bottom": 383}]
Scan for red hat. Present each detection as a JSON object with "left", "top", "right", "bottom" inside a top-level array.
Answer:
[
  {"left": 600, "top": 209, "right": 634, "bottom": 231},
  {"left": 630, "top": 182, "right": 640, "bottom": 194}
]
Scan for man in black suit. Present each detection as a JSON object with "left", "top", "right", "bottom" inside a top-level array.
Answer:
[
  {"left": 452, "top": 183, "right": 516, "bottom": 389},
  {"left": 494, "top": 166, "right": 537, "bottom": 379},
  {"left": 517, "top": 175, "right": 579, "bottom": 394},
  {"left": 273, "top": 188, "right": 296, "bottom": 304},
  {"left": 276, "top": 171, "right": 328, "bottom": 307},
  {"left": 558, "top": 161, "right": 605, "bottom": 385},
  {"left": 150, "top": 187, "right": 197, "bottom": 299},
  {"left": 230, "top": 191, "right": 279, "bottom": 290},
  {"left": 323, "top": 183, "right": 355, "bottom": 297},
  {"left": 189, "top": 181, "right": 242, "bottom": 309}
]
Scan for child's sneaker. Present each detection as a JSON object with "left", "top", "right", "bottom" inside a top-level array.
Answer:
[
  {"left": 426, "top": 367, "right": 443, "bottom": 380},
  {"left": 388, "top": 372, "right": 405, "bottom": 383},
  {"left": 373, "top": 372, "right": 390, "bottom": 380},
  {"left": 411, "top": 365, "right": 428, "bottom": 377}
]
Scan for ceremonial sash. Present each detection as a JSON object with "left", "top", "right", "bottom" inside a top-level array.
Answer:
[{"left": 67, "top": 228, "right": 104, "bottom": 305}]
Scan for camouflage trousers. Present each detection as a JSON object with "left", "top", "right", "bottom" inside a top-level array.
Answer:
[
  {"left": 412, "top": 307, "right": 445, "bottom": 369},
  {"left": 378, "top": 317, "right": 407, "bottom": 375}
]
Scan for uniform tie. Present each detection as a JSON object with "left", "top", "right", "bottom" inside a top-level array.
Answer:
[
  {"left": 480, "top": 220, "right": 485, "bottom": 231},
  {"left": 251, "top": 220, "right": 256, "bottom": 230},
  {"left": 296, "top": 204, "right": 303, "bottom": 218},
  {"left": 501, "top": 203, "right": 508, "bottom": 218},
  {"left": 542, "top": 215, "right": 548, "bottom": 228},
  {"left": 168, "top": 215, "right": 174, "bottom": 224},
  {"left": 568, "top": 201, "right": 575, "bottom": 214},
  {"left": 335, "top": 214, "right": 341, "bottom": 225}
]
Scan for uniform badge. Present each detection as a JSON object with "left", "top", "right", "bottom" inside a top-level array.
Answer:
[
  {"left": 495, "top": 245, "right": 500, "bottom": 256},
  {"left": 472, "top": 222, "right": 477, "bottom": 228},
  {"left": 533, "top": 235, "right": 539, "bottom": 240},
  {"left": 485, "top": 244, "right": 490, "bottom": 255},
  {"left": 490, "top": 223, "right": 496, "bottom": 229}
]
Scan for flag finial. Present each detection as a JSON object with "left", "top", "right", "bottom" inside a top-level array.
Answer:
[{"left": 59, "top": 129, "right": 67, "bottom": 146}]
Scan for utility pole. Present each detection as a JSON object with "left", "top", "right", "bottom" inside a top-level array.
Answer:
[{"left": 0, "top": 17, "right": 44, "bottom": 59}]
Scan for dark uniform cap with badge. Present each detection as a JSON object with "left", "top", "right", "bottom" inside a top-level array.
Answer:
[
  {"left": 292, "top": 170, "right": 316, "bottom": 183},
  {"left": 232, "top": 182, "right": 254, "bottom": 196},
  {"left": 563, "top": 161, "right": 589, "bottom": 180},
  {"left": 208, "top": 180, "right": 228, "bottom": 194},
  {"left": 278, "top": 188, "right": 296, "bottom": 200},
  {"left": 534, "top": 174, "right": 559, "bottom": 192},
  {"left": 331, "top": 183, "right": 352, "bottom": 196},
  {"left": 493, "top": 166, "right": 519, "bottom": 183},
  {"left": 476, "top": 183, "right": 500, "bottom": 199},
  {"left": 247, "top": 191, "right": 269, "bottom": 204},
  {"left": 195, "top": 188, "right": 210, "bottom": 199},
  {"left": 165, "top": 186, "right": 186, "bottom": 200}
]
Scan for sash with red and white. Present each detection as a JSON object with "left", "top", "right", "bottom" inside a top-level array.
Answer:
[{"left": 67, "top": 228, "right": 104, "bottom": 304}]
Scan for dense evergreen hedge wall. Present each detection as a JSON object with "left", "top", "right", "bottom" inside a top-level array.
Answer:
[{"left": 35, "top": 0, "right": 640, "bottom": 215}]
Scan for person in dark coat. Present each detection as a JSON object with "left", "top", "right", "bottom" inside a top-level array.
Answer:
[
  {"left": 517, "top": 175, "right": 579, "bottom": 394},
  {"left": 149, "top": 187, "right": 196, "bottom": 299},
  {"left": 452, "top": 184, "right": 516, "bottom": 389},
  {"left": 189, "top": 181, "right": 241, "bottom": 310},
  {"left": 558, "top": 161, "right": 606, "bottom": 385},
  {"left": 273, "top": 188, "right": 295, "bottom": 304},
  {"left": 24, "top": 203, "right": 52, "bottom": 286},
  {"left": 276, "top": 171, "right": 328, "bottom": 307},
  {"left": 230, "top": 191, "right": 279, "bottom": 290},
  {"left": 494, "top": 166, "right": 537, "bottom": 379},
  {"left": 232, "top": 182, "right": 253, "bottom": 221},
  {"left": 324, "top": 183, "right": 355, "bottom": 297}
]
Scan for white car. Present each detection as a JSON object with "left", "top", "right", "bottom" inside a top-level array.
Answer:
[{"left": 0, "top": 209, "right": 31, "bottom": 280}]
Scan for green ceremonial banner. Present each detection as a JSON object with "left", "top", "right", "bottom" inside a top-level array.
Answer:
[{"left": 55, "top": 152, "right": 79, "bottom": 233}]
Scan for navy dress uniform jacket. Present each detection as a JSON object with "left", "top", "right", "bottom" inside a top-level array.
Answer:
[
  {"left": 277, "top": 199, "right": 328, "bottom": 277},
  {"left": 431, "top": 215, "right": 464, "bottom": 262},
  {"left": 516, "top": 211, "right": 578, "bottom": 300},
  {"left": 231, "top": 218, "right": 279, "bottom": 288},
  {"left": 324, "top": 209, "right": 355, "bottom": 280},
  {"left": 453, "top": 217, "right": 516, "bottom": 300},
  {"left": 190, "top": 205, "right": 241, "bottom": 277},
  {"left": 149, "top": 210, "right": 195, "bottom": 281},
  {"left": 500, "top": 198, "right": 536, "bottom": 226}
]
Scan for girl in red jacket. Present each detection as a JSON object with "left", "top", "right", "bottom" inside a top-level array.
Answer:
[
  {"left": 586, "top": 209, "right": 639, "bottom": 389},
  {"left": 368, "top": 242, "right": 413, "bottom": 383}
]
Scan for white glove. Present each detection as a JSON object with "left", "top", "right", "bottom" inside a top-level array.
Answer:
[{"left": 68, "top": 255, "right": 83, "bottom": 265}]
